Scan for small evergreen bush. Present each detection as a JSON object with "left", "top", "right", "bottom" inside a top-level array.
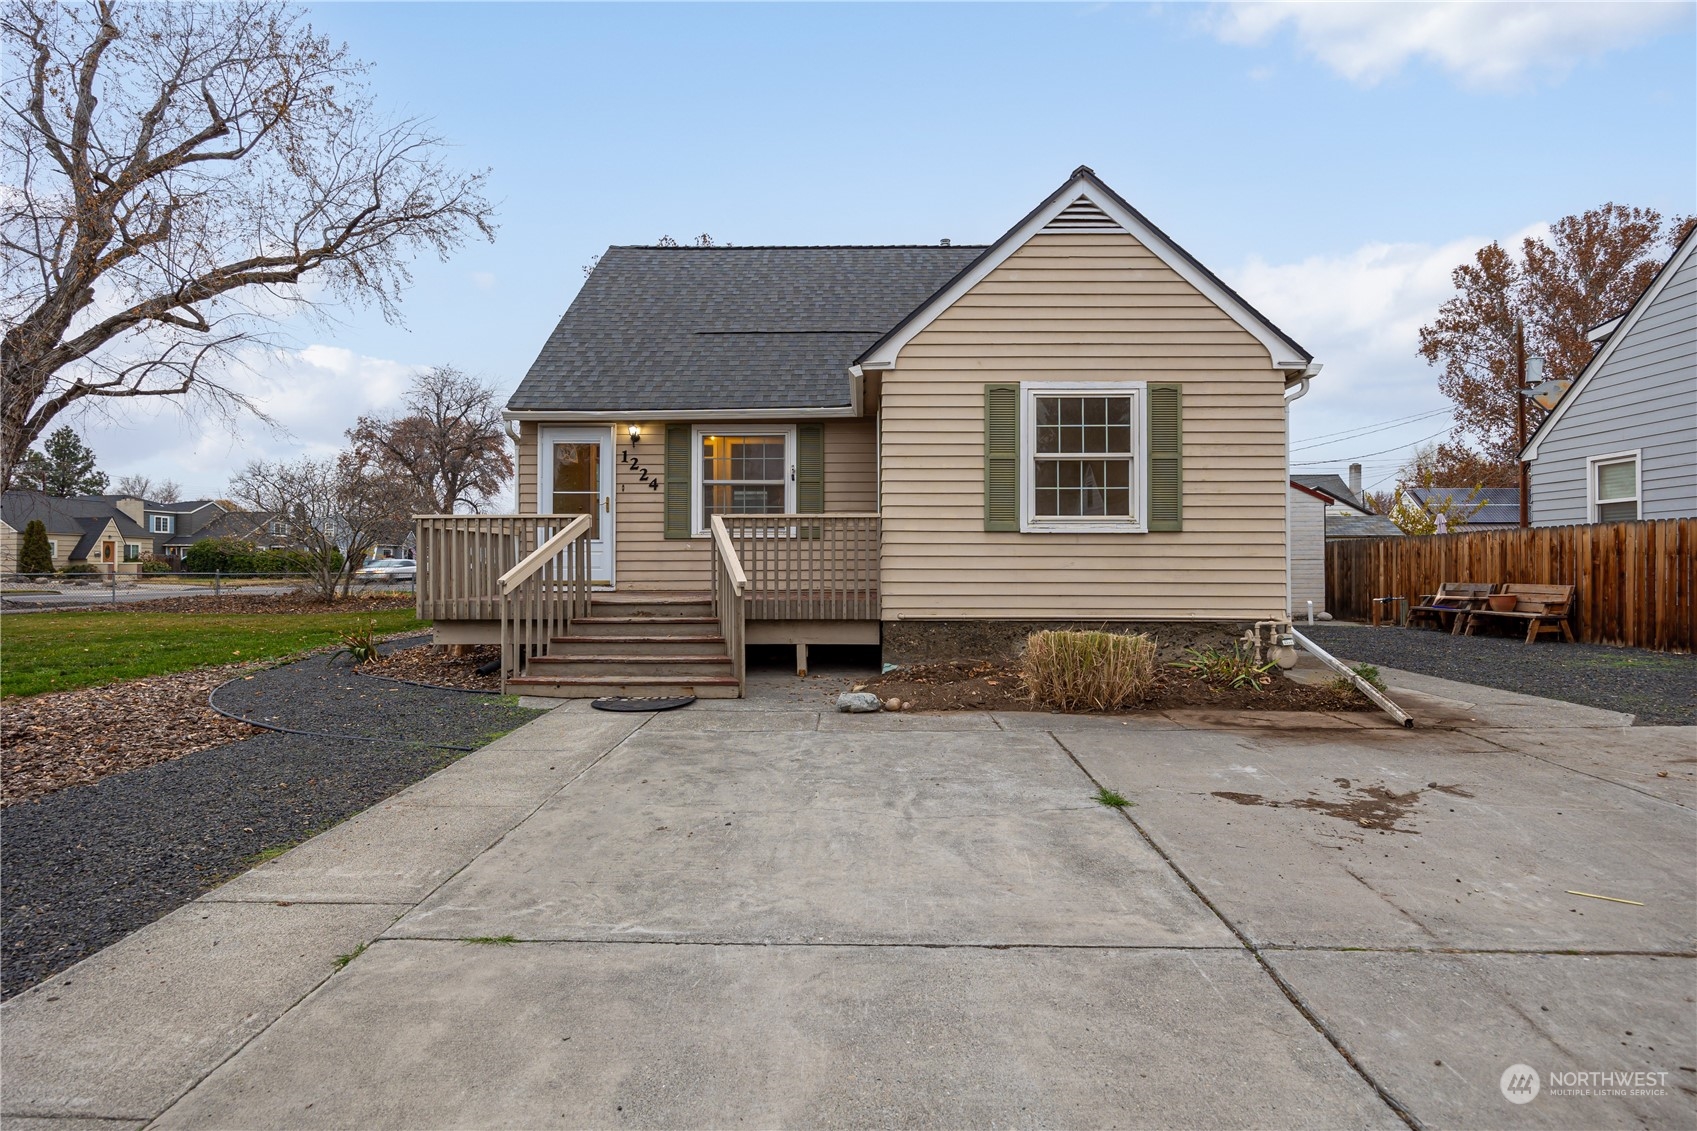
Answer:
[{"left": 17, "top": 520, "right": 54, "bottom": 574}]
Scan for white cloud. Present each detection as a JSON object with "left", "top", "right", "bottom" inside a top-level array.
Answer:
[
  {"left": 71, "top": 344, "right": 423, "bottom": 500},
  {"left": 1222, "top": 224, "right": 1546, "bottom": 490},
  {"left": 1208, "top": 1, "right": 1690, "bottom": 88}
]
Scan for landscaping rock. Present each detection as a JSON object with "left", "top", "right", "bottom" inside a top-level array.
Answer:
[{"left": 836, "top": 691, "right": 883, "bottom": 713}]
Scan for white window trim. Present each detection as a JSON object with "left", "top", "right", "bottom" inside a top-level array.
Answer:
[
  {"left": 45, "top": 539, "right": 57, "bottom": 559},
  {"left": 1019, "top": 380, "right": 1147, "bottom": 534},
  {"left": 1587, "top": 449, "right": 1641, "bottom": 523},
  {"left": 150, "top": 515, "right": 173, "bottom": 533},
  {"left": 124, "top": 542, "right": 142, "bottom": 561},
  {"left": 689, "top": 424, "right": 796, "bottom": 537}
]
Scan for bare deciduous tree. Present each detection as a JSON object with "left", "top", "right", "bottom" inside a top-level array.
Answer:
[
  {"left": 230, "top": 455, "right": 411, "bottom": 601},
  {"left": 1416, "top": 204, "right": 1688, "bottom": 477},
  {"left": 1, "top": 0, "right": 496, "bottom": 489},
  {"left": 344, "top": 365, "right": 513, "bottom": 514},
  {"left": 114, "top": 472, "right": 179, "bottom": 500}
]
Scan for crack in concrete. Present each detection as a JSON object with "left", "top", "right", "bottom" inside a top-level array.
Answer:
[{"left": 1045, "top": 730, "right": 1426, "bottom": 1131}]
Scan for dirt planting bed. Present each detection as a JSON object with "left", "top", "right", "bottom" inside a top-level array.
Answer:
[
  {"left": 859, "top": 658, "right": 1372, "bottom": 714},
  {"left": 362, "top": 644, "right": 501, "bottom": 693}
]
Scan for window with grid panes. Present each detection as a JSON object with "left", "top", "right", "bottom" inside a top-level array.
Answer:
[
  {"left": 697, "top": 432, "right": 792, "bottom": 531},
  {"left": 1022, "top": 385, "right": 1143, "bottom": 531}
]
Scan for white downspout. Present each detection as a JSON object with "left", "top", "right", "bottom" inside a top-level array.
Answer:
[{"left": 1282, "top": 364, "right": 1318, "bottom": 622}]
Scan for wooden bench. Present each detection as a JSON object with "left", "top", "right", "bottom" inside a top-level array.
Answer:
[
  {"left": 1409, "top": 582, "right": 1495, "bottom": 635},
  {"left": 1463, "top": 583, "right": 1576, "bottom": 644}
]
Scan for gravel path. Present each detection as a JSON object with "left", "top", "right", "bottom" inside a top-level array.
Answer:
[
  {"left": 1302, "top": 623, "right": 1696, "bottom": 725},
  {"left": 1, "top": 643, "right": 541, "bottom": 1000}
]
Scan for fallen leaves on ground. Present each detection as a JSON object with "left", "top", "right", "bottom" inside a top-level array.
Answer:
[
  {"left": 76, "top": 591, "right": 416, "bottom": 615},
  {"left": 2, "top": 664, "right": 265, "bottom": 806},
  {"left": 365, "top": 644, "right": 501, "bottom": 693}
]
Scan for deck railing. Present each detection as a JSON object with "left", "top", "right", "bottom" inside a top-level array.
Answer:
[
  {"left": 415, "top": 514, "right": 587, "bottom": 622},
  {"left": 497, "top": 514, "right": 593, "bottom": 689},
  {"left": 708, "top": 516, "right": 748, "bottom": 693},
  {"left": 719, "top": 513, "right": 880, "bottom": 620}
]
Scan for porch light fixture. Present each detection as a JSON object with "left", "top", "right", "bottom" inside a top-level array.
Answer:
[{"left": 628, "top": 424, "right": 641, "bottom": 445}]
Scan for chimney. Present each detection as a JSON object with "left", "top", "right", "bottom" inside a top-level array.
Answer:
[
  {"left": 940, "top": 238, "right": 950, "bottom": 247},
  {"left": 1348, "top": 463, "right": 1362, "bottom": 497}
]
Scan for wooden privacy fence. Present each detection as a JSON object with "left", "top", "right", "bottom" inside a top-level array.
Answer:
[{"left": 1326, "top": 518, "right": 1697, "bottom": 652}]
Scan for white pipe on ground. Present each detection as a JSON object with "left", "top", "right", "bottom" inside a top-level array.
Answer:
[{"left": 1290, "top": 628, "right": 1413, "bottom": 729}]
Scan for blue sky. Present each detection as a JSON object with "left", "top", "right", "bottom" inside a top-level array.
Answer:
[{"left": 89, "top": 2, "right": 1696, "bottom": 498}]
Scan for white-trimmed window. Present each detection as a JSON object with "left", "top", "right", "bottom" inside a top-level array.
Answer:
[
  {"left": 45, "top": 539, "right": 57, "bottom": 559},
  {"left": 150, "top": 514, "right": 173, "bottom": 534},
  {"left": 691, "top": 426, "right": 795, "bottom": 534},
  {"left": 1020, "top": 382, "right": 1146, "bottom": 533},
  {"left": 1589, "top": 451, "right": 1640, "bottom": 523},
  {"left": 124, "top": 542, "right": 142, "bottom": 562}
]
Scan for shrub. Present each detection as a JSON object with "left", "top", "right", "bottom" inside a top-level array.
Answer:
[
  {"left": 1176, "top": 644, "right": 1278, "bottom": 691},
  {"left": 138, "top": 555, "right": 174, "bottom": 573},
  {"left": 183, "top": 536, "right": 256, "bottom": 573},
  {"left": 334, "top": 621, "right": 382, "bottom": 665},
  {"left": 17, "top": 519, "right": 54, "bottom": 574},
  {"left": 59, "top": 562, "right": 98, "bottom": 575},
  {"left": 1022, "top": 630, "right": 1158, "bottom": 711}
]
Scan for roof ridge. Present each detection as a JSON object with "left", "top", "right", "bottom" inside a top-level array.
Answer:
[{"left": 605, "top": 244, "right": 990, "bottom": 251}]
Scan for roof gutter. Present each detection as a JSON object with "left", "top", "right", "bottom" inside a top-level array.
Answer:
[{"left": 502, "top": 406, "right": 861, "bottom": 423}]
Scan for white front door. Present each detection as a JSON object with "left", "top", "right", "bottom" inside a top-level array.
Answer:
[{"left": 538, "top": 426, "right": 615, "bottom": 586}]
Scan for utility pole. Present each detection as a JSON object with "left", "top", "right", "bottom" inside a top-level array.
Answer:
[{"left": 1515, "top": 319, "right": 1530, "bottom": 528}]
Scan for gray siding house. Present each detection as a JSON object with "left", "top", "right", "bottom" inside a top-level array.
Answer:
[{"left": 1523, "top": 227, "right": 1697, "bottom": 525}]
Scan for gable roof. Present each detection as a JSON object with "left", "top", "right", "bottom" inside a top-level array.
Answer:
[
  {"left": 1405, "top": 485, "right": 1522, "bottom": 525},
  {"left": 855, "top": 166, "right": 1315, "bottom": 375},
  {"left": 1290, "top": 473, "right": 1370, "bottom": 514},
  {"left": 1522, "top": 225, "right": 1697, "bottom": 460},
  {"left": 507, "top": 245, "right": 984, "bottom": 414},
  {"left": 2, "top": 491, "right": 146, "bottom": 538},
  {"left": 1326, "top": 513, "right": 1402, "bottom": 539}
]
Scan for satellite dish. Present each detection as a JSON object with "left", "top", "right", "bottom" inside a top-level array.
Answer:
[{"left": 1520, "top": 378, "right": 1571, "bottom": 412}]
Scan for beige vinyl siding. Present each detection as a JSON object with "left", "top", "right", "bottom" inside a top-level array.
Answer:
[
  {"left": 880, "top": 230, "right": 1290, "bottom": 621},
  {"left": 519, "top": 417, "right": 875, "bottom": 591}
]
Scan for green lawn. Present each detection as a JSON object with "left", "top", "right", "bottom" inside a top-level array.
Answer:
[{"left": 1, "top": 609, "right": 428, "bottom": 698}]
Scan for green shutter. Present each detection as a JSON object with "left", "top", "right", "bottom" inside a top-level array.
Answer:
[
  {"left": 1147, "top": 383, "right": 1183, "bottom": 532},
  {"left": 664, "top": 423, "right": 692, "bottom": 538},
  {"left": 984, "top": 383, "right": 1019, "bottom": 532},
  {"left": 797, "top": 423, "right": 824, "bottom": 513}
]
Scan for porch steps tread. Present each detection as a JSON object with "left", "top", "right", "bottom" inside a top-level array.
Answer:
[
  {"left": 529, "top": 654, "right": 733, "bottom": 666},
  {"left": 551, "top": 634, "right": 725, "bottom": 645},
  {"left": 589, "top": 592, "right": 712, "bottom": 603},
  {"left": 505, "top": 674, "right": 742, "bottom": 700},
  {"left": 574, "top": 616, "right": 720, "bottom": 626}
]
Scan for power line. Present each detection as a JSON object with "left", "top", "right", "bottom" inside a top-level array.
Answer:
[
  {"left": 1289, "top": 407, "right": 1452, "bottom": 451},
  {"left": 1289, "top": 426, "right": 1452, "bottom": 467}
]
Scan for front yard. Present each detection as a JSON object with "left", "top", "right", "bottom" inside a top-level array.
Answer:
[{"left": 1, "top": 603, "right": 426, "bottom": 698}]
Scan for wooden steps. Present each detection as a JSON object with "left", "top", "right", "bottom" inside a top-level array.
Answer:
[{"left": 509, "top": 592, "right": 739, "bottom": 699}]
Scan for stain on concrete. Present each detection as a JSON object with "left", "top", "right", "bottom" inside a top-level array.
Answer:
[{"left": 1211, "top": 781, "right": 1473, "bottom": 833}]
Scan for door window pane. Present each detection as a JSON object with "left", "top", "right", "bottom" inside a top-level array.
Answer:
[{"left": 551, "top": 442, "right": 600, "bottom": 538}]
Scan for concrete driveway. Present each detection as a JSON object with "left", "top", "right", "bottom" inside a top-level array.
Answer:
[{"left": 4, "top": 668, "right": 1693, "bottom": 1129}]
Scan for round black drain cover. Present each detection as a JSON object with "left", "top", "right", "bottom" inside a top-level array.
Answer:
[{"left": 591, "top": 695, "right": 697, "bottom": 712}]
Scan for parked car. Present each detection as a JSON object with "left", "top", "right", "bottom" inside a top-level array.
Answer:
[{"left": 354, "top": 558, "right": 416, "bottom": 583}]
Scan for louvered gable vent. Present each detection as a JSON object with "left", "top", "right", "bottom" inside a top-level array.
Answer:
[{"left": 1042, "top": 195, "right": 1122, "bottom": 233}]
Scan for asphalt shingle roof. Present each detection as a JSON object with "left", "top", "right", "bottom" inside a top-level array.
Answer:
[
  {"left": 1291, "top": 474, "right": 1369, "bottom": 513},
  {"left": 1405, "top": 486, "right": 1522, "bottom": 526},
  {"left": 1326, "top": 513, "right": 1402, "bottom": 539},
  {"left": 507, "top": 246, "right": 987, "bottom": 413}
]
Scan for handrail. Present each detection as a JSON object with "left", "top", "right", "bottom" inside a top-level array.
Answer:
[
  {"left": 709, "top": 515, "right": 748, "bottom": 594},
  {"left": 709, "top": 515, "right": 748, "bottom": 697},
  {"left": 499, "top": 514, "right": 591, "bottom": 593}
]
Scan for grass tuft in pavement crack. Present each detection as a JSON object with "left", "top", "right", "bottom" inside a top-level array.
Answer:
[
  {"left": 464, "top": 934, "right": 519, "bottom": 946},
  {"left": 333, "top": 942, "right": 367, "bottom": 970},
  {"left": 1093, "top": 786, "right": 1132, "bottom": 809}
]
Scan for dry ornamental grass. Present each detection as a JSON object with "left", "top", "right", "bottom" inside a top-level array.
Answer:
[{"left": 1021, "top": 630, "right": 1158, "bottom": 711}]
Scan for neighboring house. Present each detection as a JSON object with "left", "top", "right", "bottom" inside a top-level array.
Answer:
[
  {"left": 1403, "top": 485, "right": 1522, "bottom": 529},
  {"left": 420, "top": 166, "right": 1322, "bottom": 696},
  {"left": 0, "top": 492, "right": 153, "bottom": 574},
  {"left": 1287, "top": 479, "right": 1332, "bottom": 618},
  {"left": 1522, "top": 224, "right": 1697, "bottom": 525},
  {"left": 1291, "top": 468, "right": 1400, "bottom": 539}
]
